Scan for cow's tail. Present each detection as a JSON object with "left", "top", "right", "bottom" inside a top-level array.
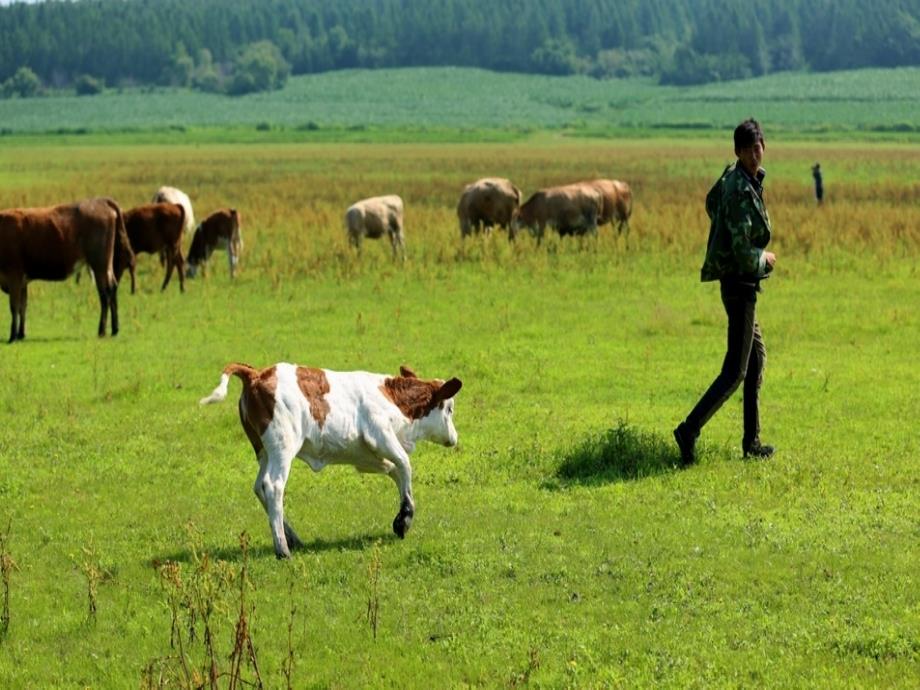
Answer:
[
  {"left": 106, "top": 198, "right": 135, "bottom": 291},
  {"left": 200, "top": 362, "right": 256, "bottom": 405},
  {"left": 230, "top": 208, "right": 243, "bottom": 254}
]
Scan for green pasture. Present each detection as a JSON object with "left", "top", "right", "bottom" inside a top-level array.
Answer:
[
  {"left": 0, "top": 138, "right": 918, "bottom": 687},
  {"left": 1, "top": 66, "right": 919, "bottom": 141}
]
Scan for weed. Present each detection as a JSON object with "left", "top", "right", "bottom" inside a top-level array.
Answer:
[
  {"left": 0, "top": 519, "right": 15, "bottom": 640},
  {"left": 366, "top": 541, "right": 382, "bottom": 641}
]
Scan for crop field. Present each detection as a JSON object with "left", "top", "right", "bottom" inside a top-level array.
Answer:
[
  {"left": 0, "top": 135, "right": 918, "bottom": 688},
  {"left": 1, "top": 66, "right": 919, "bottom": 139}
]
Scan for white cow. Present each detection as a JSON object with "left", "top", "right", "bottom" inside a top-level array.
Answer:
[
  {"left": 200, "top": 362, "right": 462, "bottom": 558},
  {"left": 345, "top": 194, "right": 405, "bottom": 259},
  {"left": 152, "top": 186, "right": 195, "bottom": 238}
]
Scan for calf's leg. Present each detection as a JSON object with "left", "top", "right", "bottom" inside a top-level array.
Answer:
[
  {"left": 363, "top": 426, "right": 415, "bottom": 538},
  {"left": 259, "top": 434, "right": 299, "bottom": 558}
]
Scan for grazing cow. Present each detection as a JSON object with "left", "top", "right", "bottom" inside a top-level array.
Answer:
[
  {"left": 185, "top": 209, "right": 243, "bottom": 279},
  {"left": 200, "top": 363, "right": 462, "bottom": 558},
  {"left": 457, "top": 177, "right": 522, "bottom": 239},
  {"left": 345, "top": 195, "right": 405, "bottom": 259},
  {"left": 585, "top": 178, "right": 633, "bottom": 242},
  {"left": 114, "top": 202, "right": 186, "bottom": 293},
  {"left": 513, "top": 183, "right": 603, "bottom": 243},
  {"left": 0, "top": 197, "right": 132, "bottom": 342},
  {"left": 152, "top": 186, "right": 195, "bottom": 238}
]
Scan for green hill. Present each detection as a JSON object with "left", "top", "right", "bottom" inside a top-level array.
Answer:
[{"left": 1, "top": 67, "right": 918, "bottom": 141}]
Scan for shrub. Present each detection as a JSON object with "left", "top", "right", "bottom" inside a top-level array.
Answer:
[
  {"left": 75, "top": 74, "right": 105, "bottom": 96},
  {"left": 1, "top": 67, "right": 42, "bottom": 98}
]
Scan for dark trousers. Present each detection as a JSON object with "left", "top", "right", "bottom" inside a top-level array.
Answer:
[{"left": 683, "top": 281, "right": 766, "bottom": 447}]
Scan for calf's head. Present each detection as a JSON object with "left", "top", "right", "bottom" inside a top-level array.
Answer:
[
  {"left": 386, "top": 366, "right": 463, "bottom": 447},
  {"left": 419, "top": 377, "right": 463, "bottom": 447}
]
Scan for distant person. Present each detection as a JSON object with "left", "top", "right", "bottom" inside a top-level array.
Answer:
[
  {"left": 673, "top": 118, "right": 776, "bottom": 466},
  {"left": 812, "top": 163, "right": 824, "bottom": 204}
]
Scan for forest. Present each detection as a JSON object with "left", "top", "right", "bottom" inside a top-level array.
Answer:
[{"left": 1, "top": 0, "right": 919, "bottom": 95}]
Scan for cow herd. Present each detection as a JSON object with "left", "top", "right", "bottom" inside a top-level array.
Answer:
[
  {"left": 0, "top": 186, "right": 240, "bottom": 343},
  {"left": 0, "top": 176, "right": 631, "bottom": 343}
]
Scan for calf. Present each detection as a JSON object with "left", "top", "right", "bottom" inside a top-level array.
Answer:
[
  {"left": 200, "top": 363, "right": 462, "bottom": 558},
  {"left": 186, "top": 209, "right": 242, "bottom": 279},
  {"left": 115, "top": 202, "right": 186, "bottom": 293},
  {"left": 345, "top": 195, "right": 405, "bottom": 259},
  {"left": 0, "top": 197, "right": 132, "bottom": 342}
]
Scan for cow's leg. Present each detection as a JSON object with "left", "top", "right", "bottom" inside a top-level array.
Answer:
[
  {"left": 260, "top": 434, "right": 299, "bottom": 559},
  {"left": 17, "top": 283, "right": 26, "bottom": 340},
  {"left": 109, "top": 282, "right": 119, "bottom": 336},
  {"left": 227, "top": 246, "right": 236, "bottom": 279},
  {"left": 161, "top": 253, "right": 175, "bottom": 292},
  {"left": 95, "top": 279, "right": 109, "bottom": 337},
  {"left": 175, "top": 251, "right": 185, "bottom": 292},
  {"left": 362, "top": 425, "right": 415, "bottom": 538},
  {"left": 7, "top": 278, "right": 23, "bottom": 343}
]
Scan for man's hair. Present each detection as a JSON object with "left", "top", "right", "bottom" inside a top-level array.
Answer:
[{"left": 734, "top": 118, "right": 764, "bottom": 152}]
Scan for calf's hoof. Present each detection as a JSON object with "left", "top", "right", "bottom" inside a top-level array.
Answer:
[
  {"left": 392, "top": 512, "right": 413, "bottom": 539},
  {"left": 274, "top": 547, "right": 292, "bottom": 560}
]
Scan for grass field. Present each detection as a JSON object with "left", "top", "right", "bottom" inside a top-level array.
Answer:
[
  {"left": 1, "top": 66, "right": 919, "bottom": 140},
  {"left": 0, "top": 134, "right": 918, "bottom": 687}
]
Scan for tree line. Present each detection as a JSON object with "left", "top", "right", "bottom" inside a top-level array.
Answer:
[{"left": 1, "top": 0, "right": 918, "bottom": 97}]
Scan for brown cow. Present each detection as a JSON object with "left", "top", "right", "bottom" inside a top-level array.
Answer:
[
  {"left": 513, "top": 183, "right": 603, "bottom": 243},
  {"left": 585, "top": 178, "right": 633, "bottom": 242},
  {"left": 0, "top": 197, "right": 132, "bottom": 342},
  {"left": 114, "top": 202, "right": 186, "bottom": 294},
  {"left": 186, "top": 209, "right": 243, "bottom": 279},
  {"left": 457, "top": 177, "right": 522, "bottom": 239}
]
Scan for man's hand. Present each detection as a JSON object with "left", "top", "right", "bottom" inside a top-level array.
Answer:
[{"left": 764, "top": 251, "right": 776, "bottom": 269}]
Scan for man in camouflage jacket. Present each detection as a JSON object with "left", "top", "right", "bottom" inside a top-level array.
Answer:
[{"left": 674, "top": 118, "right": 777, "bottom": 464}]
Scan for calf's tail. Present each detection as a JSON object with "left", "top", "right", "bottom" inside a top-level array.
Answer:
[{"left": 199, "top": 362, "right": 257, "bottom": 405}]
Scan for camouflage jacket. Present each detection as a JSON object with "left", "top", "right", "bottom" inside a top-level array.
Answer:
[{"left": 700, "top": 162, "right": 772, "bottom": 282}]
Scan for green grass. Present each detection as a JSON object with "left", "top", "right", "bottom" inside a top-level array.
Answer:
[
  {"left": 0, "top": 139, "right": 917, "bottom": 687},
  {"left": 1, "top": 66, "right": 919, "bottom": 141}
]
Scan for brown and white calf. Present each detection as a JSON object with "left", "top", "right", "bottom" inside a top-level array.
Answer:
[
  {"left": 200, "top": 363, "right": 462, "bottom": 558},
  {"left": 0, "top": 197, "right": 132, "bottom": 342},
  {"left": 114, "top": 202, "right": 186, "bottom": 293},
  {"left": 185, "top": 209, "right": 242, "bottom": 278}
]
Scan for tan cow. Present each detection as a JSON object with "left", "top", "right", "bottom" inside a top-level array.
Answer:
[
  {"left": 585, "top": 179, "right": 633, "bottom": 242},
  {"left": 186, "top": 209, "right": 243, "bottom": 279},
  {"left": 513, "top": 183, "right": 603, "bottom": 243},
  {"left": 345, "top": 195, "right": 405, "bottom": 259},
  {"left": 0, "top": 198, "right": 132, "bottom": 342},
  {"left": 457, "top": 177, "right": 522, "bottom": 239},
  {"left": 113, "top": 202, "right": 186, "bottom": 294}
]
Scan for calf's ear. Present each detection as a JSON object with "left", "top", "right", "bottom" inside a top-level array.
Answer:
[
  {"left": 399, "top": 365, "right": 418, "bottom": 378},
  {"left": 436, "top": 377, "right": 462, "bottom": 401}
]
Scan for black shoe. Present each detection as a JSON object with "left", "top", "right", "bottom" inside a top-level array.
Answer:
[
  {"left": 673, "top": 423, "right": 697, "bottom": 466},
  {"left": 743, "top": 441, "right": 775, "bottom": 459}
]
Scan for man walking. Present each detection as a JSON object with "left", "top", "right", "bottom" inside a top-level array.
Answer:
[
  {"left": 674, "top": 118, "right": 776, "bottom": 465},
  {"left": 812, "top": 162, "right": 824, "bottom": 204}
]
